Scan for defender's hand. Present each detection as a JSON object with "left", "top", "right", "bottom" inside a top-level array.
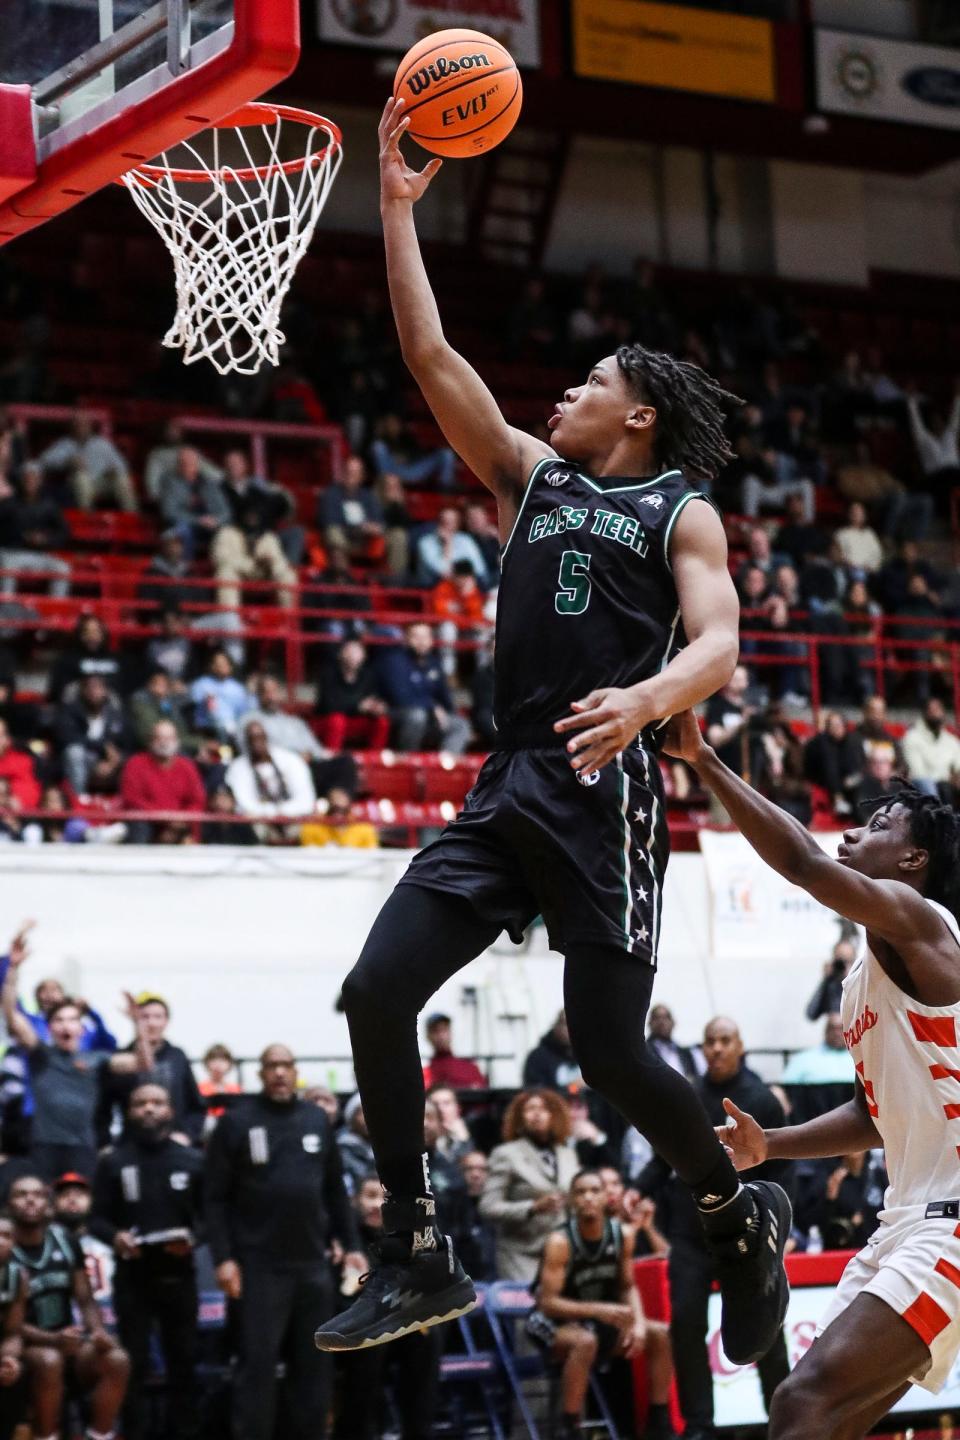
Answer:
[
  {"left": 554, "top": 687, "right": 655, "bottom": 773},
  {"left": 379, "top": 97, "right": 442, "bottom": 206},
  {"left": 714, "top": 1099, "right": 768, "bottom": 1172},
  {"left": 662, "top": 709, "right": 707, "bottom": 766}
]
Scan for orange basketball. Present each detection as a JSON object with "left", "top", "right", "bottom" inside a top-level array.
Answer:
[{"left": 393, "top": 28, "right": 522, "bottom": 159}]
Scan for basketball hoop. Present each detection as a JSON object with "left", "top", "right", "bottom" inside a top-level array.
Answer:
[{"left": 121, "top": 103, "right": 343, "bottom": 376}]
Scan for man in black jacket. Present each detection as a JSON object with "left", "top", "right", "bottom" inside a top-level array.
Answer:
[
  {"left": 101, "top": 994, "right": 206, "bottom": 1146},
  {"left": 522, "top": 1011, "right": 582, "bottom": 1091},
  {"left": 91, "top": 1083, "right": 203, "bottom": 1440},
  {"left": 205, "top": 1044, "right": 365, "bottom": 1440},
  {"left": 641, "top": 1017, "right": 792, "bottom": 1440}
]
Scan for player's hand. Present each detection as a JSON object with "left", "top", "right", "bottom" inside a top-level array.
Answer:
[
  {"left": 825, "top": 1166, "right": 848, "bottom": 1202},
  {"left": 0, "top": 1354, "right": 21, "bottom": 1386},
  {"left": 620, "top": 1319, "right": 647, "bottom": 1357},
  {"left": 8, "top": 920, "right": 35, "bottom": 968},
  {"left": 661, "top": 709, "right": 707, "bottom": 766},
  {"left": 114, "top": 1231, "right": 141, "bottom": 1261},
  {"left": 58, "top": 1326, "right": 85, "bottom": 1356},
  {"left": 379, "top": 97, "right": 442, "bottom": 206},
  {"left": 715, "top": 1099, "right": 768, "bottom": 1171},
  {"left": 554, "top": 687, "right": 657, "bottom": 772},
  {"left": 89, "top": 1328, "right": 114, "bottom": 1355},
  {"left": 216, "top": 1260, "right": 242, "bottom": 1300}
]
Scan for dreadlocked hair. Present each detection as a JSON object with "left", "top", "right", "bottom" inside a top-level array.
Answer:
[
  {"left": 616, "top": 343, "right": 744, "bottom": 480},
  {"left": 861, "top": 783, "right": 960, "bottom": 923}
]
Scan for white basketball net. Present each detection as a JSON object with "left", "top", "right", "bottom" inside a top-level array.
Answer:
[{"left": 122, "top": 112, "right": 342, "bottom": 375}]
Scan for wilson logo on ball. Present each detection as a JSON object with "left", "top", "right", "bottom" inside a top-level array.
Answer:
[{"left": 406, "top": 52, "right": 493, "bottom": 97}]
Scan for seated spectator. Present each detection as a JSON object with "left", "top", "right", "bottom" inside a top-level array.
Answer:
[
  {"left": 119, "top": 719, "right": 205, "bottom": 840},
  {"left": 425, "top": 1084, "right": 476, "bottom": 1161},
  {"left": 415, "top": 506, "right": 489, "bottom": 589},
  {"left": 833, "top": 500, "right": 883, "bottom": 573},
  {"left": 212, "top": 449, "right": 298, "bottom": 607},
  {"left": 854, "top": 750, "right": 896, "bottom": 811},
  {"left": 300, "top": 788, "right": 379, "bottom": 849},
  {"left": 432, "top": 559, "right": 487, "bottom": 678},
  {"left": 805, "top": 940, "right": 856, "bottom": 1022},
  {"left": 803, "top": 711, "right": 863, "bottom": 816},
  {"left": 2, "top": 932, "right": 152, "bottom": 1177},
  {"left": 0, "top": 719, "right": 39, "bottom": 813},
  {"left": 380, "top": 622, "right": 471, "bottom": 754},
  {"left": 301, "top": 543, "right": 373, "bottom": 641},
  {"left": 245, "top": 673, "right": 332, "bottom": 766},
  {"left": 128, "top": 668, "right": 191, "bottom": 752},
  {"left": 796, "top": 1150, "right": 887, "bottom": 1252},
  {"left": 906, "top": 381, "right": 960, "bottom": 494},
  {"left": 523, "top": 1010, "right": 582, "bottom": 1091},
  {"left": 107, "top": 994, "right": 206, "bottom": 1146},
  {"left": 478, "top": 1089, "right": 578, "bottom": 1283},
  {"left": 647, "top": 1004, "right": 699, "bottom": 1080},
  {"left": 756, "top": 703, "right": 811, "bottom": 823},
  {"left": 423, "top": 1096, "right": 467, "bottom": 1204},
  {"left": 55, "top": 674, "right": 130, "bottom": 798},
  {"left": 190, "top": 649, "right": 253, "bottom": 740},
  {"left": 199, "top": 784, "right": 258, "bottom": 846},
  {"left": 144, "top": 608, "right": 193, "bottom": 689},
  {"left": 835, "top": 440, "right": 933, "bottom": 542},
  {"left": 597, "top": 1167, "right": 669, "bottom": 1256},
  {"left": 315, "top": 639, "right": 389, "bottom": 753},
  {"left": 781, "top": 1015, "right": 855, "bottom": 1087},
  {"left": 737, "top": 561, "right": 770, "bottom": 610},
  {"left": 0, "top": 1212, "right": 27, "bottom": 1436},
  {"left": 753, "top": 594, "right": 808, "bottom": 705},
  {"left": 471, "top": 643, "right": 496, "bottom": 749},
  {"left": 775, "top": 492, "right": 827, "bottom": 573},
  {"left": 318, "top": 455, "right": 385, "bottom": 562},
  {"left": 143, "top": 420, "right": 220, "bottom": 504},
  {"left": 899, "top": 571, "right": 946, "bottom": 703},
  {"left": 137, "top": 531, "right": 207, "bottom": 616},
  {"left": 567, "top": 280, "right": 613, "bottom": 363},
  {"left": 159, "top": 445, "right": 229, "bottom": 560},
  {"left": 9, "top": 1175, "right": 129, "bottom": 1440},
  {"left": 440, "top": 1150, "right": 496, "bottom": 1283},
  {"left": 531, "top": 1169, "right": 673, "bottom": 1440},
  {"left": 903, "top": 697, "right": 960, "bottom": 799},
  {"left": 568, "top": 1092, "right": 618, "bottom": 1169},
  {"left": 371, "top": 411, "right": 455, "bottom": 492},
  {"left": 422, "top": 1013, "right": 486, "bottom": 1089},
  {"left": 337, "top": 1095, "right": 376, "bottom": 1198},
  {"left": 463, "top": 500, "right": 501, "bottom": 579},
  {"left": 0, "top": 464, "right": 70, "bottom": 598},
  {"left": 39, "top": 413, "right": 138, "bottom": 512},
  {"left": 737, "top": 525, "right": 785, "bottom": 587},
  {"left": 225, "top": 719, "right": 317, "bottom": 824},
  {"left": 48, "top": 614, "right": 124, "bottom": 704},
  {"left": 855, "top": 694, "right": 904, "bottom": 771},
  {"left": 876, "top": 538, "right": 942, "bottom": 614},
  {"left": 704, "top": 665, "right": 759, "bottom": 784},
  {"left": 740, "top": 441, "right": 815, "bottom": 523},
  {"left": 508, "top": 275, "right": 558, "bottom": 356},
  {"left": 376, "top": 471, "right": 412, "bottom": 578}
]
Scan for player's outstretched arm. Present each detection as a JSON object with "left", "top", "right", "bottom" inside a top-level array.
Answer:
[
  {"left": 719, "top": 1082, "right": 880, "bottom": 1168},
  {"left": 664, "top": 709, "right": 955, "bottom": 966},
  {"left": 378, "top": 98, "right": 552, "bottom": 506}
]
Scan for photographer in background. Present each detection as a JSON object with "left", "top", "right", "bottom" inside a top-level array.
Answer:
[{"left": 804, "top": 939, "right": 857, "bottom": 1021}]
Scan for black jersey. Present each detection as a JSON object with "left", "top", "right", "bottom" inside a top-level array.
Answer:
[
  {"left": 494, "top": 459, "right": 711, "bottom": 747},
  {"left": 14, "top": 1223, "right": 83, "bottom": 1332},
  {"left": 560, "top": 1216, "right": 623, "bottom": 1304}
]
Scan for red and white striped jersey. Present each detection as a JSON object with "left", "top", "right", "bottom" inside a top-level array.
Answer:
[{"left": 842, "top": 899, "right": 960, "bottom": 1214}]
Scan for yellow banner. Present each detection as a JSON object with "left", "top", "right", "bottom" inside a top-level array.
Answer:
[{"left": 573, "top": 0, "right": 776, "bottom": 102}]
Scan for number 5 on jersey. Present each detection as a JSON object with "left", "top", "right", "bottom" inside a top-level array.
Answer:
[{"left": 556, "top": 550, "right": 592, "bottom": 615}]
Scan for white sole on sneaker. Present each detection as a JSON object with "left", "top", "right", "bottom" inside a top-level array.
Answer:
[{"left": 314, "top": 1296, "right": 479, "bottom": 1352}]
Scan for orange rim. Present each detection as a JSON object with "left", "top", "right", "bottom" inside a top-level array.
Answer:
[{"left": 124, "top": 103, "right": 341, "bottom": 185}]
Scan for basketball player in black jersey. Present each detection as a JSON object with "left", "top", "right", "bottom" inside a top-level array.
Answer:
[{"left": 314, "top": 96, "right": 791, "bottom": 1360}]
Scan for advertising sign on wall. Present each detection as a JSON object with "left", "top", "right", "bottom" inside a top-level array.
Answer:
[
  {"left": 816, "top": 28, "right": 960, "bottom": 131},
  {"left": 317, "top": 0, "right": 541, "bottom": 68},
  {"left": 572, "top": 0, "right": 776, "bottom": 103}
]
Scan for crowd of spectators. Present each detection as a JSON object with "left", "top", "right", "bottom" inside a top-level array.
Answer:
[{"left": 0, "top": 911, "right": 875, "bottom": 1439}]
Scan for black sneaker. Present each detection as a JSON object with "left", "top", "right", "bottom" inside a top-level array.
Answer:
[
  {"left": 313, "top": 1235, "right": 477, "bottom": 1352},
  {"left": 707, "top": 1180, "right": 791, "bottom": 1366}
]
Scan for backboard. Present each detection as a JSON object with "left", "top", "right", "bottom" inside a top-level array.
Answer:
[{"left": 0, "top": 0, "right": 300, "bottom": 244}]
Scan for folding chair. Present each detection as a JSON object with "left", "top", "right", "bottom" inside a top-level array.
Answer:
[
  {"left": 484, "top": 1280, "right": 619, "bottom": 1440},
  {"left": 437, "top": 1285, "right": 507, "bottom": 1439}
]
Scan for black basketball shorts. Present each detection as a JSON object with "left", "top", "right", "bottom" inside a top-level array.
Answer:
[{"left": 399, "top": 739, "right": 670, "bottom": 963}]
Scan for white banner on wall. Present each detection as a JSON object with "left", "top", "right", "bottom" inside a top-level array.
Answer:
[
  {"left": 698, "top": 829, "right": 851, "bottom": 963},
  {"left": 816, "top": 27, "right": 960, "bottom": 131},
  {"left": 317, "top": 1, "right": 542, "bottom": 67}
]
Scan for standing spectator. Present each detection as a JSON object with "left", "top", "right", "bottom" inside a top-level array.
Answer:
[
  {"left": 422, "top": 1013, "right": 486, "bottom": 1089},
  {"left": 18, "top": 976, "right": 116, "bottom": 1055},
  {"left": 441, "top": 1151, "right": 496, "bottom": 1283},
  {"left": 143, "top": 421, "right": 220, "bottom": 504},
  {"left": 415, "top": 507, "right": 488, "bottom": 588},
  {"left": 10, "top": 1174, "right": 129, "bottom": 1440},
  {"left": 647, "top": 1004, "right": 700, "bottom": 1080},
  {"left": 902, "top": 697, "right": 960, "bottom": 798},
  {"left": 2, "top": 937, "right": 153, "bottom": 1179},
  {"left": 478, "top": 1089, "right": 578, "bottom": 1283},
  {"left": 906, "top": 382, "right": 960, "bottom": 492},
  {"left": 116, "top": 994, "right": 206, "bottom": 1147},
  {"left": 780, "top": 1014, "right": 856, "bottom": 1128},
  {"left": 0, "top": 464, "right": 71, "bottom": 597},
  {"left": 159, "top": 446, "right": 230, "bottom": 560},
  {"left": 0, "top": 719, "right": 39, "bottom": 813},
  {"left": 523, "top": 1011, "right": 582, "bottom": 1091},
  {"left": 119, "top": 719, "right": 206, "bottom": 842},
  {"left": 39, "top": 414, "right": 138, "bottom": 512},
  {"left": 128, "top": 669, "right": 192, "bottom": 751},
  {"left": 225, "top": 720, "right": 317, "bottom": 825},
  {"left": 212, "top": 450, "right": 297, "bottom": 607},
  {"left": 380, "top": 622, "right": 471, "bottom": 754},
  {"left": 199, "top": 1044, "right": 242, "bottom": 1114},
  {"left": 47, "top": 615, "right": 124, "bottom": 705},
  {"left": 641, "top": 1017, "right": 791, "bottom": 1440},
  {"left": 56, "top": 674, "right": 130, "bottom": 797},
  {"left": 205, "top": 1044, "right": 364, "bottom": 1440},
  {"left": 336, "top": 1095, "right": 376, "bottom": 1198},
  {"left": 803, "top": 712, "right": 863, "bottom": 817},
  {"left": 91, "top": 1083, "right": 203, "bottom": 1440},
  {"left": 833, "top": 501, "right": 883, "bottom": 574},
  {"left": 804, "top": 940, "right": 856, "bottom": 1022},
  {"left": 432, "top": 560, "right": 487, "bottom": 678},
  {"left": 318, "top": 455, "right": 385, "bottom": 562},
  {"left": 532, "top": 1169, "right": 673, "bottom": 1440},
  {"left": 371, "top": 411, "right": 456, "bottom": 491},
  {"left": 0, "top": 1212, "right": 27, "bottom": 1440},
  {"left": 190, "top": 650, "right": 253, "bottom": 741},
  {"left": 315, "top": 639, "right": 390, "bottom": 753}
]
